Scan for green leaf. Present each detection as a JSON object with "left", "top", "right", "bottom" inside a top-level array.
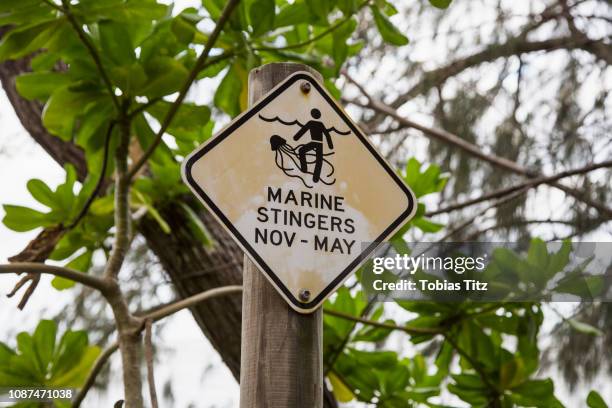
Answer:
[
  {"left": 132, "top": 114, "right": 175, "bottom": 166},
  {"left": 567, "top": 319, "right": 603, "bottom": 336},
  {"left": 180, "top": 202, "right": 214, "bottom": 248},
  {"left": 133, "top": 190, "right": 171, "bottom": 234},
  {"left": 15, "top": 72, "right": 72, "bottom": 101},
  {"left": 412, "top": 217, "right": 444, "bottom": 233},
  {"left": 337, "top": 0, "right": 358, "bottom": 15},
  {"left": 250, "top": 0, "right": 275, "bottom": 36},
  {"left": 0, "top": 0, "right": 55, "bottom": 26},
  {"left": 16, "top": 332, "right": 45, "bottom": 379},
  {"left": 51, "top": 345, "right": 100, "bottom": 387},
  {"left": 52, "top": 250, "right": 93, "bottom": 291},
  {"left": 76, "top": 0, "right": 168, "bottom": 23},
  {"left": 42, "top": 86, "right": 105, "bottom": 141},
  {"left": 371, "top": 6, "right": 408, "bottom": 46},
  {"left": 0, "top": 20, "right": 64, "bottom": 61},
  {"left": 98, "top": 20, "right": 136, "bottom": 66},
  {"left": 587, "top": 391, "right": 608, "bottom": 408},
  {"left": 306, "top": 0, "right": 332, "bottom": 23},
  {"left": 546, "top": 240, "right": 571, "bottom": 277},
  {"left": 429, "top": 0, "right": 452, "bottom": 9},
  {"left": 332, "top": 18, "right": 356, "bottom": 70},
  {"left": 404, "top": 158, "right": 448, "bottom": 198},
  {"left": 328, "top": 371, "right": 354, "bottom": 403},
  {"left": 527, "top": 238, "right": 548, "bottom": 270},
  {"left": 214, "top": 64, "right": 245, "bottom": 117},
  {"left": 145, "top": 101, "right": 211, "bottom": 134},
  {"left": 140, "top": 57, "right": 189, "bottom": 98},
  {"left": 349, "top": 349, "right": 398, "bottom": 369},
  {"left": 274, "top": 1, "right": 316, "bottom": 28},
  {"left": 51, "top": 331, "right": 88, "bottom": 378},
  {"left": 2, "top": 205, "right": 52, "bottom": 232},
  {"left": 511, "top": 379, "right": 556, "bottom": 406},
  {"left": 32, "top": 320, "right": 57, "bottom": 376},
  {"left": 26, "top": 179, "right": 57, "bottom": 210}
]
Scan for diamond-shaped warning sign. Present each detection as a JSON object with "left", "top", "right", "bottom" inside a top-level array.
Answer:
[{"left": 182, "top": 71, "right": 416, "bottom": 313}]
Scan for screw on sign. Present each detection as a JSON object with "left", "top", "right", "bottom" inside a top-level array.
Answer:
[{"left": 182, "top": 69, "right": 416, "bottom": 314}]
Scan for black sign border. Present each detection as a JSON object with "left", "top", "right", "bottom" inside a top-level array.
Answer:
[{"left": 184, "top": 72, "right": 416, "bottom": 311}]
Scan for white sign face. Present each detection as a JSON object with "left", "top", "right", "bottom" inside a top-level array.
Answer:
[{"left": 182, "top": 71, "right": 416, "bottom": 313}]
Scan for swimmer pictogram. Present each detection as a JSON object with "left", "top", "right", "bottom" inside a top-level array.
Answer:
[{"left": 260, "top": 109, "right": 351, "bottom": 188}]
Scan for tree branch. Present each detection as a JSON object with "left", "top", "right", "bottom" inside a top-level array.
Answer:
[
  {"left": 390, "top": 34, "right": 608, "bottom": 107},
  {"left": 443, "top": 334, "right": 501, "bottom": 397},
  {"left": 344, "top": 72, "right": 612, "bottom": 219},
  {"left": 73, "top": 342, "right": 120, "bottom": 408},
  {"left": 144, "top": 319, "right": 159, "bottom": 408},
  {"left": 59, "top": 0, "right": 121, "bottom": 111},
  {"left": 67, "top": 121, "right": 115, "bottom": 229},
  {"left": 323, "top": 308, "right": 442, "bottom": 335},
  {"left": 254, "top": 0, "right": 370, "bottom": 52},
  {"left": 0, "top": 263, "right": 109, "bottom": 292},
  {"left": 143, "top": 285, "right": 243, "bottom": 322},
  {"left": 426, "top": 160, "right": 612, "bottom": 217},
  {"left": 72, "top": 285, "right": 242, "bottom": 407},
  {"left": 436, "top": 186, "right": 531, "bottom": 241},
  {"left": 127, "top": 0, "right": 241, "bottom": 180},
  {"left": 126, "top": 51, "right": 236, "bottom": 120}
]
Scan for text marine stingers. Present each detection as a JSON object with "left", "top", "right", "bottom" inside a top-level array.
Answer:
[{"left": 254, "top": 187, "right": 356, "bottom": 255}]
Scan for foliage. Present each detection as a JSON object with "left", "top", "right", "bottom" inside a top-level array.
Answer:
[
  {"left": 0, "top": 320, "right": 100, "bottom": 407},
  {"left": 0, "top": 0, "right": 608, "bottom": 407}
]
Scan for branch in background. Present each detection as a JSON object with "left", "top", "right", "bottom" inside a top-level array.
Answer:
[
  {"left": 436, "top": 186, "right": 531, "bottom": 242},
  {"left": 343, "top": 72, "right": 612, "bottom": 219},
  {"left": 0, "top": 263, "right": 109, "bottom": 293},
  {"left": 126, "top": 51, "right": 236, "bottom": 119},
  {"left": 426, "top": 160, "right": 612, "bottom": 217},
  {"left": 464, "top": 218, "right": 575, "bottom": 241},
  {"left": 142, "top": 285, "right": 243, "bottom": 322},
  {"left": 127, "top": 0, "right": 241, "bottom": 180},
  {"left": 73, "top": 285, "right": 243, "bottom": 407},
  {"left": 390, "top": 20, "right": 608, "bottom": 109},
  {"left": 103, "top": 115, "right": 132, "bottom": 280},
  {"left": 443, "top": 334, "right": 501, "bottom": 398},
  {"left": 67, "top": 121, "right": 116, "bottom": 229},
  {"left": 59, "top": 0, "right": 121, "bottom": 111},
  {"left": 73, "top": 342, "right": 120, "bottom": 408},
  {"left": 324, "top": 308, "right": 442, "bottom": 335},
  {"left": 0, "top": 29, "right": 88, "bottom": 180},
  {"left": 254, "top": 0, "right": 370, "bottom": 52},
  {"left": 144, "top": 319, "right": 159, "bottom": 408}
]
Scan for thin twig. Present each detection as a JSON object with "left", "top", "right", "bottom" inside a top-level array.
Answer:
[
  {"left": 127, "top": 0, "right": 241, "bottom": 181},
  {"left": 72, "top": 285, "right": 242, "bottom": 406},
  {"left": 255, "top": 0, "right": 370, "bottom": 52},
  {"left": 144, "top": 319, "right": 159, "bottom": 408},
  {"left": 426, "top": 160, "right": 612, "bottom": 217},
  {"left": 323, "top": 308, "right": 443, "bottom": 335},
  {"left": 0, "top": 263, "right": 109, "bottom": 292},
  {"left": 436, "top": 186, "right": 531, "bottom": 242},
  {"left": 67, "top": 121, "right": 116, "bottom": 229},
  {"left": 343, "top": 72, "right": 612, "bottom": 219},
  {"left": 126, "top": 51, "right": 236, "bottom": 119},
  {"left": 443, "top": 333, "right": 501, "bottom": 395},
  {"left": 41, "top": 0, "right": 63, "bottom": 12},
  {"left": 59, "top": 0, "right": 121, "bottom": 111},
  {"left": 73, "top": 342, "right": 120, "bottom": 408},
  {"left": 143, "top": 285, "right": 243, "bottom": 322}
]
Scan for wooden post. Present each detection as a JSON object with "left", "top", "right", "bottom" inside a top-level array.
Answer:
[{"left": 240, "top": 63, "right": 324, "bottom": 408}]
